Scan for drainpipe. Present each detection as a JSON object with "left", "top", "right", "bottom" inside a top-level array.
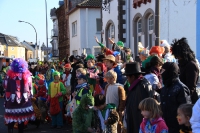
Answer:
[
  {"left": 101, "top": 1, "right": 103, "bottom": 43},
  {"left": 155, "top": 0, "right": 160, "bottom": 46},
  {"left": 86, "top": 8, "right": 89, "bottom": 53},
  {"left": 126, "top": 0, "right": 130, "bottom": 48}
]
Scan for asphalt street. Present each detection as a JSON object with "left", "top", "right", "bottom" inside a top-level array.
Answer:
[{"left": 0, "top": 98, "right": 72, "bottom": 133}]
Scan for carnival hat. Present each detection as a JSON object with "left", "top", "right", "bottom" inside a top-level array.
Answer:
[
  {"left": 117, "top": 41, "right": 124, "bottom": 47},
  {"left": 10, "top": 58, "right": 28, "bottom": 73},
  {"left": 64, "top": 63, "right": 71, "bottom": 69},
  {"left": 124, "top": 62, "right": 145, "bottom": 75},
  {"left": 77, "top": 74, "right": 87, "bottom": 81},
  {"left": 86, "top": 54, "right": 95, "bottom": 61},
  {"left": 113, "top": 51, "right": 120, "bottom": 57},
  {"left": 102, "top": 55, "right": 116, "bottom": 62},
  {"left": 149, "top": 46, "right": 165, "bottom": 56},
  {"left": 53, "top": 71, "right": 60, "bottom": 77}
]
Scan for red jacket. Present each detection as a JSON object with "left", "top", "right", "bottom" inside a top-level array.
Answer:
[{"left": 36, "top": 85, "right": 47, "bottom": 98}]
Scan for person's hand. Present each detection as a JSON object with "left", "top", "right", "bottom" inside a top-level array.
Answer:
[
  {"left": 87, "top": 127, "right": 95, "bottom": 133},
  {"left": 95, "top": 36, "right": 100, "bottom": 44},
  {"left": 108, "top": 38, "right": 114, "bottom": 44},
  {"left": 72, "top": 92, "right": 76, "bottom": 98},
  {"left": 55, "top": 92, "right": 62, "bottom": 98},
  {"left": 104, "top": 120, "right": 108, "bottom": 125}
]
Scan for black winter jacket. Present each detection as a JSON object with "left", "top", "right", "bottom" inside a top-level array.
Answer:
[
  {"left": 125, "top": 77, "right": 153, "bottom": 133},
  {"left": 160, "top": 79, "right": 191, "bottom": 133}
]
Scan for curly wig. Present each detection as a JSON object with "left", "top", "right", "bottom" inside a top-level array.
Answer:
[{"left": 171, "top": 37, "right": 196, "bottom": 62}]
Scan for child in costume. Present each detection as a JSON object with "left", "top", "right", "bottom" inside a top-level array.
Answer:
[
  {"left": 104, "top": 70, "right": 126, "bottom": 133},
  {"left": 4, "top": 58, "right": 35, "bottom": 133},
  {"left": 177, "top": 104, "right": 193, "bottom": 133},
  {"left": 72, "top": 94, "right": 97, "bottom": 133},
  {"left": 72, "top": 74, "right": 90, "bottom": 106},
  {"left": 48, "top": 71, "right": 66, "bottom": 129},
  {"left": 86, "top": 54, "right": 99, "bottom": 93},
  {"left": 94, "top": 94, "right": 119, "bottom": 133},
  {"left": 35, "top": 80, "right": 47, "bottom": 123},
  {"left": 139, "top": 98, "right": 168, "bottom": 133}
]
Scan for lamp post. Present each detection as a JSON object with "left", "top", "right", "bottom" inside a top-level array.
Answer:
[
  {"left": 18, "top": 20, "right": 38, "bottom": 58},
  {"left": 45, "top": 0, "right": 48, "bottom": 49}
]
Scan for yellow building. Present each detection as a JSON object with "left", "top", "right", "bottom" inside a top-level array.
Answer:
[
  {"left": 0, "top": 33, "right": 26, "bottom": 60},
  {"left": 4, "top": 46, "right": 25, "bottom": 59}
]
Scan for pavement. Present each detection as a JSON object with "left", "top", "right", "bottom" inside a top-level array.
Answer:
[{"left": 0, "top": 98, "right": 72, "bottom": 133}]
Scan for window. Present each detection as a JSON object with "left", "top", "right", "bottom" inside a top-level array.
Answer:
[
  {"left": 137, "top": 19, "right": 142, "bottom": 44},
  {"left": 107, "top": 24, "right": 115, "bottom": 49},
  {"left": 96, "top": 19, "right": 102, "bottom": 33},
  {"left": 72, "top": 21, "right": 77, "bottom": 37},
  {"left": 11, "top": 47, "right": 14, "bottom": 51},
  {"left": 30, "top": 54, "right": 32, "bottom": 59},
  {"left": 93, "top": 46, "right": 101, "bottom": 56},
  {"left": 148, "top": 14, "right": 154, "bottom": 47},
  {"left": 148, "top": 15, "right": 154, "bottom": 31},
  {"left": 73, "top": 50, "right": 78, "bottom": 56},
  {"left": 11, "top": 55, "right": 15, "bottom": 58}
]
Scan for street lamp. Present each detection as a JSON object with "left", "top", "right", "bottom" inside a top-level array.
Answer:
[{"left": 18, "top": 20, "right": 38, "bottom": 58}]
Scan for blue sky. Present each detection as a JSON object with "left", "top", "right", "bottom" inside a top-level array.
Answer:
[{"left": 0, "top": 0, "right": 59, "bottom": 47}]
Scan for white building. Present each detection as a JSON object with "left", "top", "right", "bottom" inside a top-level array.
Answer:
[
  {"left": 102, "top": 0, "right": 127, "bottom": 49},
  {"left": 68, "top": 0, "right": 101, "bottom": 56},
  {"left": 22, "top": 41, "right": 44, "bottom": 61},
  {"left": 102, "top": 0, "right": 198, "bottom": 58},
  {"left": 50, "top": 7, "right": 59, "bottom": 59}
]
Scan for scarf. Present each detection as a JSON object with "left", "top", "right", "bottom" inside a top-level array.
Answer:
[
  {"left": 128, "top": 76, "right": 143, "bottom": 91},
  {"left": 65, "top": 70, "right": 70, "bottom": 79},
  {"left": 75, "top": 82, "right": 87, "bottom": 91},
  {"left": 98, "top": 109, "right": 110, "bottom": 131}
]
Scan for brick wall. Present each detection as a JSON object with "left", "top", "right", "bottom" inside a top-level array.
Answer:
[{"left": 56, "top": 1, "right": 70, "bottom": 61}]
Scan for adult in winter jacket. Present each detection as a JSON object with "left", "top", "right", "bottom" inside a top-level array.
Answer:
[
  {"left": 171, "top": 37, "right": 199, "bottom": 103},
  {"left": 124, "top": 62, "right": 153, "bottom": 133},
  {"left": 160, "top": 62, "right": 191, "bottom": 133}
]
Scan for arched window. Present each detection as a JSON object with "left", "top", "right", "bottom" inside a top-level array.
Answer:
[
  {"left": 148, "top": 14, "right": 154, "bottom": 47},
  {"left": 137, "top": 18, "right": 142, "bottom": 44},
  {"left": 105, "top": 21, "right": 115, "bottom": 48}
]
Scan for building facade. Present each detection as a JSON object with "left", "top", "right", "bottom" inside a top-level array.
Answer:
[
  {"left": 67, "top": 0, "right": 101, "bottom": 56},
  {"left": 102, "top": 0, "right": 127, "bottom": 49},
  {"left": 197, "top": 0, "right": 200, "bottom": 62},
  {"left": 56, "top": 1, "right": 70, "bottom": 60},
  {"left": 0, "top": 33, "right": 26, "bottom": 59},
  {"left": 130, "top": 0, "right": 197, "bottom": 57},
  {"left": 50, "top": 7, "right": 59, "bottom": 60},
  {"left": 22, "top": 41, "right": 44, "bottom": 61}
]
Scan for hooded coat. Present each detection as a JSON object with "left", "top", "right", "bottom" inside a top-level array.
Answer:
[
  {"left": 72, "top": 94, "right": 95, "bottom": 133},
  {"left": 160, "top": 62, "right": 191, "bottom": 133}
]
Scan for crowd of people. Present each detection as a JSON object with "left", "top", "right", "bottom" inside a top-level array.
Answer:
[{"left": 2, "top": 36, "right": 200, "bottom": 133}]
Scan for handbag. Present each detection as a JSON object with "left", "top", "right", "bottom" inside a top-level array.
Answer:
[
  {"left": 50, "top": 87, "right": 60, "bottom": 115},
  {"left": 69, "top": 98, "right": 77, "bottom": 118}
]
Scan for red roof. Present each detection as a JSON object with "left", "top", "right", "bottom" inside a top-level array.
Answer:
[{"left": 133, "top": 0, "right": 151, "bottom": 9}]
